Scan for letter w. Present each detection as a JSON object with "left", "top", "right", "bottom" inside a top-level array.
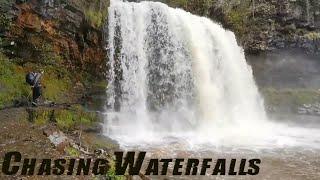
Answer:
[{"left": 115, "top": 152, "right": 146, "bottom": 175}]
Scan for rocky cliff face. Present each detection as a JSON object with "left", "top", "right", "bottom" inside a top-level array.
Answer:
[
  {"left": 164, "top": 0, "right": 320, "bottom": 56},
  {"left": 0, "top": 0, "right": 107, "bottom": 78},
  {"left": 240, "top": 0, "right": 320, "bottom": 55},
  {"left": 1, "top": 0, "right": 319, "bottom": 78}
]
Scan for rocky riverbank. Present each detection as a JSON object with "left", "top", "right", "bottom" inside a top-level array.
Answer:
[{"left": 0, "top": 105, "right": 124, "bottom": 179}]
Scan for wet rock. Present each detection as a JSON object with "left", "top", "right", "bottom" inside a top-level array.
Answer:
[
  {"left": 83, "top": 123, "right": 102, "bottom": 133},
  {"left": 303, "top": 104, "right": 312, "bottom": 108},
  {"left": 1, "top": 0, "right": 107, "bottom": 78},
  {"left": 297, "top": 103, "right": 320, "bottom": 116},
  {"left": 298, "top": 107, "right": 307, "bottom": 114}
]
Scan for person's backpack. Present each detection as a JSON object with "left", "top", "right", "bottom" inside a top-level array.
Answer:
[{"left": 26, "top": 72, "right": 35, "bottom": 86}]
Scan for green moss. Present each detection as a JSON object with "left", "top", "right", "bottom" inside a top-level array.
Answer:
[
  {"left": 166, "top": 0, "right": 188, "bottom": 8},
  {"left": 225, "top": 1, "right": 251, "bottom": 39},
  {"left": 91, "top": 137, "right": 118, "bottom": 150},
  {"left": 71, "top": 0, "right": 109, "bottom": 28},
  {"left": 56, "top": 110, "right": 75, "bottom": 130},
  {"left": 227, "top": 10, "right": 247, "bottom": 34},
  {"left": 84, "top": 9, "right": 104, "bottom": 28},
  {"left": 55, "top": 105, "right": 97, "bottom": 131},
  {"left": 34, "top": 110, "right": 51, "bottom": 125},
  {"left": 65, "top": 146, "right": 81, "bottom": 157},
  {"left": 25, "top": 105, "right": 97, "bottom": 133},
  {"left": 107, "top": 160, "right": 126, "bottom": 180},
  {"left": 304, "top": 31, "right": 320, "bottom": 40},
  {"left": 262, "top": 88, "right": 320, "bottom": 107},
  {"left": 0, "top": 51, "right": 75, "bottom": 108},
  {"left": 0, "top": 37, "right": 3, "bottom": 52},
  {"left": 0, "top": 53, "right": 29, "bottom": 108},
  {"left": 42, "top": 71, "right": 70, "bottom": 102}
]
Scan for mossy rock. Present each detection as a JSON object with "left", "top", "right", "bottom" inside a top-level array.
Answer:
[
  {"left": 65, "top": 146, "right": 81, "bottom": 157},
  {"left": 262, "top": 88, "right": 320, "bottom": 107},
  {"left": 54, "top": 105, "right": 98, "bottom": 131},
  {"left": 26, "top": 105, "right": 99, "bottom": 132},
  {"left": 81, "top": 133, "right": 119, "bottom": 152},
  {"left": 70, "top": 0, "right": 109, "bottom": 28}
]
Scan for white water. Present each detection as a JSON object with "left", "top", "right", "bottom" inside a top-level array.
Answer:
[{"left": 104, "top": 0, "right": 320, "bottom": 150}]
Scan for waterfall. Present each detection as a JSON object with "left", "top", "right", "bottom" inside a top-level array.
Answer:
[
  {"left": 306, "top": 0, "right": 311, "bottom": 24},
  {"left": 104, "top": 0, "right": 269, "bottom": 148}
]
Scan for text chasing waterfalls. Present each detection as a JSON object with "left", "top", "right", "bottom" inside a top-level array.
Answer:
[{"left": 2, "top": 152, "right": 260, "bottom": 176}]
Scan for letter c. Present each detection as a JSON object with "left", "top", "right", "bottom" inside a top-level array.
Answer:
[{"left": 2, "top": 152, "right": 21, "bottom": 175}]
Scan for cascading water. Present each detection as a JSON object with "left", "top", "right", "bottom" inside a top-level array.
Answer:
[{"left": 104, "top": 0, "right": 320, "bottom": 150}]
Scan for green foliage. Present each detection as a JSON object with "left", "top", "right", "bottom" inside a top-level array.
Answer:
[
  {"left": 65, "top": 146, "right": 80, "bottom": 157},
  {"left": 166, "top": 0, "right": 188, "bottom": 8},
  {"left": 27, "top": 108, "right": 54, "bottom": 124},
  {"left": 71, "top": 0, "right": 109, "bottom": 28},
  {"left": 0, "top": 53, "right": 29, "bottom": 108},
  {"left": 91, "top": 136, "right": 118, "bottom": 150},
  {"left": 25, "top": 105, "right": 97, "bottom": 132},
  {"left": 42, "top": 68, "right": 70, "bottom": 102},
  {"left": 55, "top": 105, "right": 97, "bottom": 131},
  {"left": 0, "top": 37, "right": 3, "bottom": 52},
  {"left": 167, "top": 0, "right": 214, "bottom": 16},
  {"left": 34, "top": 110, "right": 52, "bottom": 125},
  {"left": 0, "top": 51, "right": 72, "bottom": 108},
  {"left": 107, "top": 160, "right": 125, "bottom": 180},
  {"left": 84, "top": 9, "right": 104, "bottom": 28},
  {"left": 227, "top": 9, "right": 248, "bottom": 34},
  {"left": 55, "top": 110, "right": 75, "bottom": 130},
  {"left": 225, "top": 1, "right": 251, "bottom": 38}
]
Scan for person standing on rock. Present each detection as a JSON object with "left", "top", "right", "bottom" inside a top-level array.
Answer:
[{"left": 26, "top": 70, "right": 44, "bottom": 106}]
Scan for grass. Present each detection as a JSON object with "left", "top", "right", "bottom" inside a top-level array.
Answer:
[
  {"left": 34, "top": 110, "right": 53, "bottom": 125},
  {"left": 55, "top": 105, "right": 97, "bottom": 131},
  {"left": 0, "top": 51, "right": 73, "bottom": 108},
  {"left": 41, "top": 68, "right": 70, "bottom": 102},
  {"left": 0, "top": 53, "right": 29, "bottom": 108},
  {"left": 66, "top": 146, "right": 81, "bottom": 157},
  {"left": 26, "top": 104, "right": 98, "bottom": 133},
  {"left": 224, "top": 1, "right": 251, "bottom": 39},
  {"left": 166, "top": 0, "right": 188, "bottom": 8},
  {"left": 107, "top": 160, "right": 126, "bottom": 180},
  {"left": 227, "top": 8, "right": 249, "bottom": 35},
  {"left": 70, "top": 0, "right": 109, "bottom": 28},
  {"left": 84, "top": 9, "right": 105, "bottom": 28},
  {"left": 262, "top": 88, "right": 320, "bottom": 107}
]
